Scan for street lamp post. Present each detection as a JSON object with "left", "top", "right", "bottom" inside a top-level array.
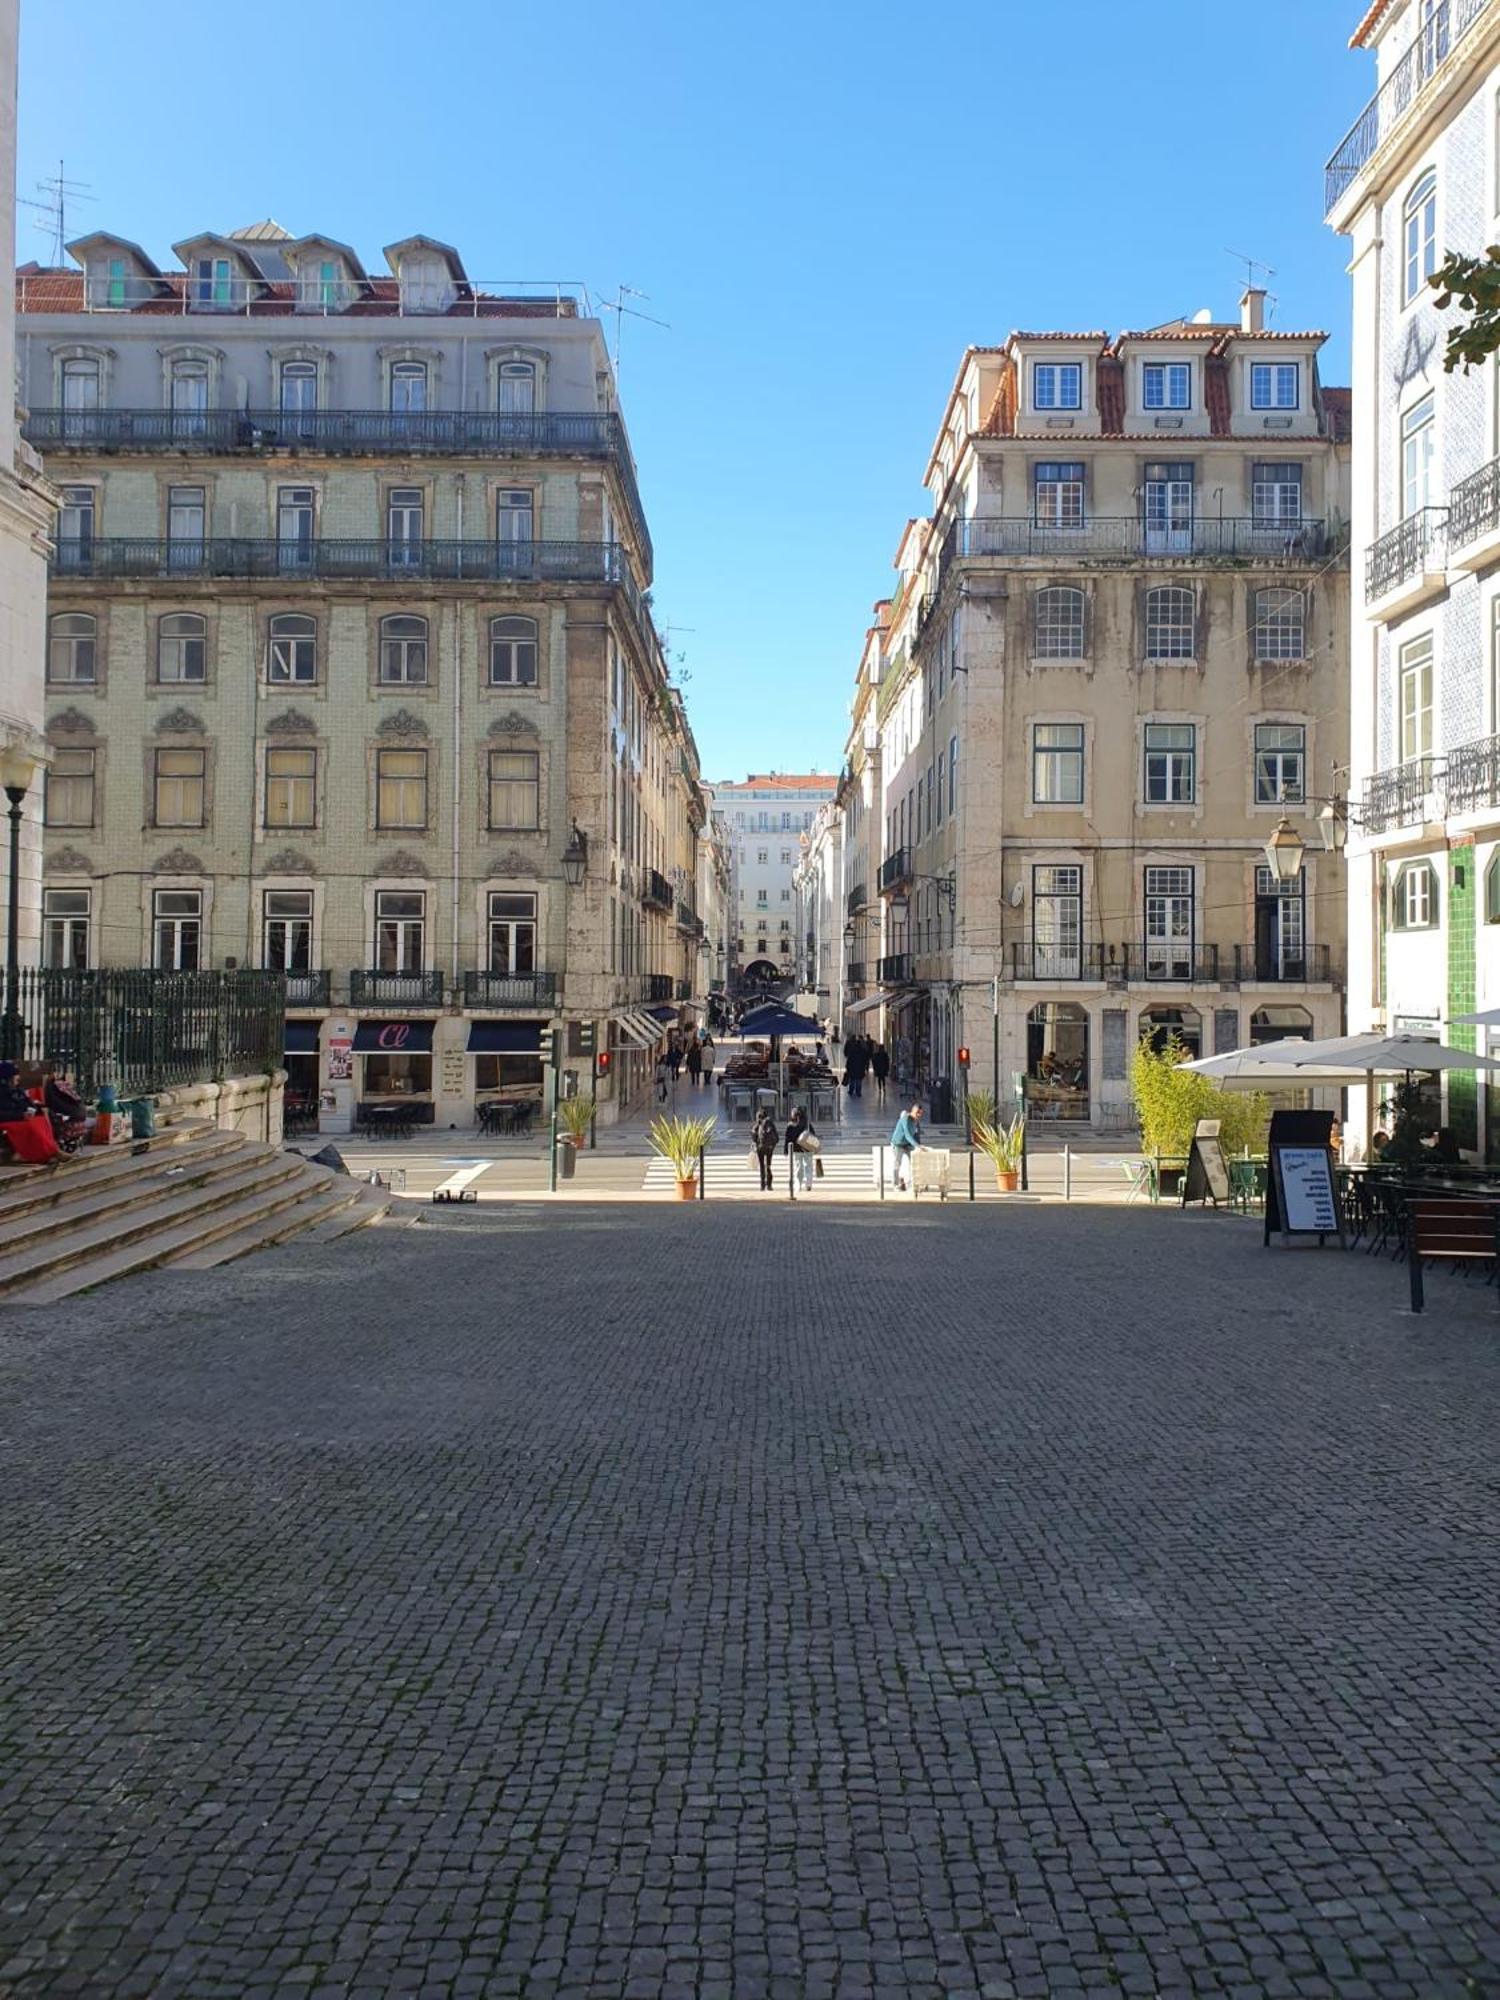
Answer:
[
  {"left": 552, "top": 823, "right": 590, "bottom": 1189},
  {"left": 1, "top": 748, "right": 38, "bottom": 1066}
]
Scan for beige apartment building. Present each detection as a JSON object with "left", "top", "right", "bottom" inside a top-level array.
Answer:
[
  {"left": 838, "top": 295, "right": 1352, "bottom": 1127},
  {"left": 707, "top": 773, "right": 837, "bottom": 994},
  {"left": 19, "top": 220, "right": 706, "bottom": 1129}
]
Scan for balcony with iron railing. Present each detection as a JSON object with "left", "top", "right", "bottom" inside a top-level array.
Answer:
[
  {"left": 1003, "top": 940, "right": 1337, "bottom": 987},
  {"left": 1360, "top": 755, "right": 1438, "bottom": 834},
  {"left": 846, "top": 882, "right": 868, "bottom": 916},
  {"left": 643, "top": 972, "right": 675, "bottom": 1003},
  {"left": 1008, "top": 942, "right": 1112, "bottom": 982},
  {"left": 1443, "top": 735, "right": 1500, "bottom": 815},
  {"left": 877, "top": 847, "right": 913, "bottom": 895},
  {"left": 1121, "top": 943, "right": 1223, "bottom": 984},
  {"left": 50, "top": 536, "right": 636, "bottom": 588},
  {"left": 461, "top": 970, "right": 557, "bottom": 1008},
  {"left": 675, "top": 896, "right": 703, "bottom": 937},
  {"left": 640, "top": 869, "right": 675, "bottom": 913},
  {"left": 876, "top": 953, "right": 913, "bottom": 983},
  {"left": 1448, "top": 456, "right": 1500, "bottom": 570},
  {"left": 943, "top": 515, "right": 1334, "bottom": 567},
  {"left": 846, "top": 962, "right": 869, "bottom": 985},
  {"left": 1325, "top": 0, "right": 1495, "bottom": 215},
  {"left": 348, "top": 969, "right": 445, "bottom": 1006},
  {"left": 283, "top": 969, "right": 332, "bottom": 1006},
  {"left": 1364, "top": 508, "right": 1447, "bottom": 606}
]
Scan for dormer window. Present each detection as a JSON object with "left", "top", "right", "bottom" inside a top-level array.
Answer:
[
  {"left": 1251, "top": 362, "right": 1300, "bottom": 410},
  {"left": 1034, "top": 363, "right": 1082, "bottom": 411},
  {"left": 193, "top": 256, "right": 236, "bottom": 310},
  {"left": 1143, "top": 362, "right": 1190, "bottom": 411},
  {"left": 400, "top": 258, "right": 449, "bottom": 313}
]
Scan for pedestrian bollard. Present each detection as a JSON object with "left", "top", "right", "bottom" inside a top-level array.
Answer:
[
  {"left": 968, "top": 1150, "right": 975, "bottom": 1202},
  {"left": 698, "top": 1147, "right": 705, "bottom": 1201},
  {"left": 878, "top": 1148, "right": 886, "bottom": 1202},
  {"left": 1064, "top": 1144, "right": 1072, "bottom": 1201},
  {"left": 788, "top": 1150, "right": 796, "bottom": 1202}
]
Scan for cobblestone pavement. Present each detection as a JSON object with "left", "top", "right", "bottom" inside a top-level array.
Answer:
[{"left": 2, "top": 1207, "right": 1499, "bottom": 1999}]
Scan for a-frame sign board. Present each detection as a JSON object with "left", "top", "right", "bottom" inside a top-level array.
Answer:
[{"left": 1264, "top": 1108, "right": 1345, "bottom": 1249}]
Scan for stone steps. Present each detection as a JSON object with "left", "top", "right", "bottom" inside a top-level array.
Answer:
[{"left": 0, "top": 1126, "right": 390, "bottom": 1304}]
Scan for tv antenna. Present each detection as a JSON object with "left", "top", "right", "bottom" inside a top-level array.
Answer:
[
  {"left": 1226, "top": 248, "right": 1277, "bottom": 294},
  {"left": 20, "top": 160, "right": 94, "bottom": 264},
  {"left": 599, "top": 283, "right": 669, "bottom": 384}
]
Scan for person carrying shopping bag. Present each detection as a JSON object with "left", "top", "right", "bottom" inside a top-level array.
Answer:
[{"left": 785, "top": 1106, "right": 819, "bottom": 1193}]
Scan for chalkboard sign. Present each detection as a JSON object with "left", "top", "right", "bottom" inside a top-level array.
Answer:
[
  {"left": 1183, "top": 1118, "right": 1231, "bottom": 1207},
  {"left": 1264, "top": 1108, "right": 1344, "bottom": 1248}
]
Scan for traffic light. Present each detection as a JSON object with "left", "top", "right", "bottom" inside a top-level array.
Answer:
[
  {"left": 538, "top": 1026, "right": 556, "bottom": 1067},
  {"left": 957, "top": 1046, "right": 971, "bottom": 1069},
  {"left": 577, "top": 1021, "right": 597, "bottom": 1058},
  {"left": 597, "top": 1049, "right": 612, "bottom": 1076}
]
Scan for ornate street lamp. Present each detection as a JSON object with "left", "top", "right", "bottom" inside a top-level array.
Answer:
[
  {"left": 1261, "top": 816, "right": 1306, "bottom": 884},
  {"left": 2, "top": 746, "right": 39, "bottom": 1064},
  {"left": 561, "top": 822, "right": 589, "bottom": 888}
]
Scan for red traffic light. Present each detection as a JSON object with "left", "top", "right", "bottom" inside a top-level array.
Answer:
[
  {"left": 597, "top": 1050, "right": 612, "bottom": 1074},
  {"left": 957, "top": 1046, "right": 971, "bottom": 1068}
]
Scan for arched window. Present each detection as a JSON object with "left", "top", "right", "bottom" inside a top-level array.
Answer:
[
  {"left": 1404, "top": 169, "right": 1437, "bottom": 305},
  {"left": 267, "top": 612, "right": 317, "bottom": 684},
  {"left": 1253, "top": 588, "right": 1306, "bottom": 661},
  {"left": 1034, "top": 586, "right": 1086, "bottom": 659},
  {"left": 379, "top": 614, "right": 428, "bottom": 685},
  {"left": 1392, "top": 860, "right": 1438, "bottom": 930},
  {"left": 489, "top": 614, "right": 538, "bottom": 686},
  {"left": 157, "top": 612, "right": 206, "bottom": 684},
  {"left": 390, "top": 361, "right": 427, "bottom": 415},
  {"left": 1145, "top": 586, "right": 1195, "bottom": 660},
  {"left": 497, "top": 360, "right": 535, "bottom": 415},
  {"left": 48, "top": 612, "right": 96, "bottom": 685}
]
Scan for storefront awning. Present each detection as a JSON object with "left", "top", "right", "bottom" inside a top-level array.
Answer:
[
  {"left": 351, "top": 1019, "right": 434, "bottom": 1053},
  {"left": 646, "top": 1004, "right": 679, "bottom": 1022},
  {"left": 613, "top": 1009, "right": 662, "bottom": 1049},
  {"left": 844, "top": 994, "right": 887, "bottom": 1017},
  {"left": 284, "top": 1019, "right": 320, "bottom": 1054},
  {"left": 467, "top": 1020, "right": 543, "bottom": 1054}
]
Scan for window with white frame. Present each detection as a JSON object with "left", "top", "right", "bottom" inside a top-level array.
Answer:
[
  {"left": 277, "top": 486, "right": 315, "bottom": 562},
  {"left": 489, "top": 614, "right": 538, "bottom": 686},
  {"left": 267, "top": 612, "right": 317, "bottom": 683},
  {"left": 1255, "top": 863, "right": 1306, "bottom": 974},
  {"left": 60, "top": 356, "right": 100, "bottom": 416},
  {"left": 1404, "top": 169, "right": 1437, "bottom": 305},
  {"left": 1254, "top": 723, "right": 1306, "bottom": 804},
  {"left": 1252, "top": 462, "right": 1303, "bottom": 525},
  {"left": 166, "top": 485, "right": 205, "bottom": 562},
  {"left": 1144, "top": 723, "right": 1196, "bottom": 803},
  {"left": 389, "top": 361, "right": 427, "bottom": 414},
  {"left": 265, "top": 746, "right": 317, "bottom": 828},
  {"left": 1401, "top": 393, "right": 1436, "bottom": 517},
  {"left": 497, "top": 361, "right": 537, "bottom": 415},
  {"left": 375, "top": 889, "right": 425, "bottom": 971},
  {"left": 376, "top": 748, "right": 428, "bottom": 829},
  {"left": 1250, "top": 362, "right": 1299, "bottom": 410},
  {"left": 153, "top": 888, "right": 202, "bottom": 969},
  {"left": 1253, "top": 587, "right": 1306, "bottom": 661},
  {"left": 1032, "top": 723, "right": 1085, "bottom": 804},
  {"left": 42, "top": 887, "right": 90, "bottom": 970},
  {"left": 1144, "top": 865, "right": 1194, "bottom": 972},
  {"left": 1393, "top": 860, "right": 1437, "bottom": 930},
  {"left": 157, "top": 612, "right": 206, "bottom": 683},
  {"left": 44, "top": 747, "right": 95, "bottom": 827},
  {"left": 1143, "top": 362, "right": 1190, "bottom": 410},
  {"left": 1145, "top": 585, "right": 1195, "bottom": 659},
  {"left": 1034, "top": 462, "right": 1085, "bottom": 528},
  {"left": 279, "top": 360, "right": 318, "bottom": 416},
  {"left": 1033, "top": 362, "right": 1082, "bottom": 410},
  {"left": 263, "top": 889, "right": 312, "bottom": 973},
  {"left": 488, "top": 891, "right": 537, "bottom": 973},
  {"left": 1033, "top": 865, "right": 1083, "bottom": 977},
  {"left": 47, "top": 612, "right": 95, "bottom": 684},
  {"left": 378, "top": 613, "right": 428, "bottom": 684},
  {"left": 169, "top": 360, "right": 209, "bottom": 433},
  {"left": 153, "top": 747, "right": 205, "bottom": 826},
  {"left": 488, "top": 749, "right": 539, "bottom": 830},
  {"left": 1034, "top": 585, "right": 1086, "bottom": 658},
  {"left": 1399, "top": 633, "right": 1434, "bottom": 761},
  {"left": 57, "top": 485, "right": 95, "bottom": 565},
  {"left": 386, "top": 488, "right": 424, "bottom": 564}
]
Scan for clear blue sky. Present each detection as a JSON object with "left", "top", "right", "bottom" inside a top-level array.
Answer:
[{"left": 18, "top": 0, "right": 1370, "bottom": 782}]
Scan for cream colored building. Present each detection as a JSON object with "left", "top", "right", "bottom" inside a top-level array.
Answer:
[
  {"left": 707, "top": 772, "right": 837, "bottom": 994},
  {"left": 0, "top": 0, "right": 60, "bottom": 978},
  {"left": 835, "top": 298, "right": 1352, "bottom": 1127},
  {"left": 19, "top": 219, "right": 705, "bottom": 1127}
]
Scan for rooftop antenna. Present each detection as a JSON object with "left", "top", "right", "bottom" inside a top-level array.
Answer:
[
  {"left": 20, "top": 160, "right": 94, "bottom": 264},
  {"left": 599, "top": 283, "right": 670, "bottom": 385},
  {"left": 1226, "top": 248, "right": 1277, "bottom": 293}
]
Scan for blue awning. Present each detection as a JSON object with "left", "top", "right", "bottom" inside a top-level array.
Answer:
[
  {"left": 284, "top": 1019, "right": 320, "bottom": 1054},
  {"left": 739, "top": 1002, "right": 821, "bottom": 1038},
  {"left": 467, "top": 1020, "right": 543, "bottom": 1054},
  {"left": 647, "top": 1004, "right": 679, "bottom": 1022},
  {"left": 352, "top": 1019, "right": 434, "bottom": 1053}
]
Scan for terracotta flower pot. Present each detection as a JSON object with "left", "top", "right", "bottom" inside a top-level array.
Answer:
[
  {"left": 996, "top": 1169, "right": 1019, "bottom": 1193},
  {"left": 676, "top": 1176, "right": 698, "bottom": 1201}
]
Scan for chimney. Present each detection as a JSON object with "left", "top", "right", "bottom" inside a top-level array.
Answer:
[{"left": 1240, "top": 287, "right": 1266, "bottom": 334}]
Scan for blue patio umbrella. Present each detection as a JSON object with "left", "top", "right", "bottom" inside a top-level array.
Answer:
[{"left": 738, "top": 1002, "right": 821, "bottom": 1040}]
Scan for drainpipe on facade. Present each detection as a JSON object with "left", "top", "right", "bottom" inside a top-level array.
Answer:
[{"left": 452, "top": 477, "right": 464, "bottom": 993}]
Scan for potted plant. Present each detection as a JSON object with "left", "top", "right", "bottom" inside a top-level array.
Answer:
[
  {"left": 648, "top": 1113, "right": 716, "bottom": 1200},
  {"left": 557, "top": 1095, "right": 594, "bottom": 1150},
  {"left": 971, "top": 1112, "right": 1026, "bottom": 1192},
  {"left": 964, "top": 1087, "right": 996, "bottom": 1144}
]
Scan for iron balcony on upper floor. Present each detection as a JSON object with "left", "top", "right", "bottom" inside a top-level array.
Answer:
[
  {"left": 461, "top": 970, "right": 558, "bottom": 1008},
  {"left": 50, "top": 536, "right": 635, "bottom": 587},
  {"left": 1447, "top": 456, "right": 1500, "bottom": 573},
  {"left": 877, "top": 847, "right": 913, "bottom": 895},
  {"left": 640, "top": 869, "right": 675, "bottom": 914},
  {"left": 876, "top": 953, "right": 913, "bottom": 983},
  {"left": 1357, "top": 756, "right": 1438, "bottom": 835},
  {"left": 943, "top": 516, "right": 1334, "bottom": 568},
  {"left": 845, "top": 882, "right": 868, "bottom": 916},
  {"left": 1324, "top": 0, "right": 1495, "bottom": 217},
  {"left": 1364, "top": 508, "right": 1447, "bottom": 608},
  {"left": 26, "top": 405, "right": 652, "bottom": 570},
  {"left": 283, "top": 970, "right": 332, "bottom": 1006},
  {"left": 348, "top": 969, "right": 446, "bottom": 1006},
  {"left": 1005, "top": 940, "right": 1336, "bottom": 986}
]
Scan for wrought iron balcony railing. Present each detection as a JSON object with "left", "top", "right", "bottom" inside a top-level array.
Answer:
[
  {"left": 1365, "top": 509, "right": 1447, "bottom": 603},
  {"left": 348, "top": 969, "right": 445, "bottom": 1006},
  {"left": 1008, "top": 941, "right": 1112, "bottom": 981},
  {"left": 1443, "top": 735, "right": 1500, "bottom": 815},
  {"left": 1122, "top": 943, "right": 1222, "bottom": 984},
  {"left": 1325, "top": 0, "right": 1495, "bottom": 214},
  {"left": 876, "top": 953, "right": 913, "bottom": 982},
  {"left": 1360, "top": 756, "right": 1437, "bottom": 834},
  {"left": 283, "top": 969, "right": 332, "bottom": 1006},
  {"left": 1233, "top": 943, "right": 1336, "bottom": 986},
  {"left": 675, "top": 897, "right": 703, "bottom": 937},
  {"left": 1448, "top": 456, "right": 1500, "bottom": 553},
  {"left": 461, "top": 970, "right": 557, "bottom": 1007},
  {"left": 877, "top": 847, "right": 913, "bottom": 894},
  {"left": 24, "top": 407, "right": 651, "bottom": 565},
  {"left": 640, "top": 869, "right": 674, "bottom": 913},
  {"left": 846, "top": 962, "right": 868, "bottom": 985},
  {"left": 946, "top": 516, "right": 1334, "bottom": 564},
  {"left": 643, "top": 972, "right": 675, "bottom": 1003},
  {"left": 846, "top": 882, "right": 867, "bottom": 915},
  {"left": 49, "top": 536, "right": 634, "bottom": 586}
]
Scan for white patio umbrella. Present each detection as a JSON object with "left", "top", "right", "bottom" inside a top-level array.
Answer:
[
  {"left": 1273, "top": 1032, "right": 1500, "bottom": 1076},
  {"left": 1177, "top": 1044, "right": 1377, "bottom": 1088},
  {"left": 1451, "top": 1006, "right": 1500, "bottom": 1027}
]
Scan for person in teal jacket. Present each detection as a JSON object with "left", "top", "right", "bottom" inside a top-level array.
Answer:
[{"left": 889, "top": 1103, "right": 923, "bottom": 1191}]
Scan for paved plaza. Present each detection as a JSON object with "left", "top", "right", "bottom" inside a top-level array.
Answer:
[{"left": 1, "top": 1206, "right": 1499, "bottom": 1998}]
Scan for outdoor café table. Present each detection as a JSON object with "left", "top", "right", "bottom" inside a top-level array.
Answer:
[{"left": 358, "top": 1102, "right": 417, "bottom": 1138}]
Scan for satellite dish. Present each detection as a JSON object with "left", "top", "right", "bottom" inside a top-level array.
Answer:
[
  {"left": 1191, "top": 307, "right": 1214, "bottom": 325},
  {"left": 1009, "top": 883, "right": 1025, "bottom": 907}
]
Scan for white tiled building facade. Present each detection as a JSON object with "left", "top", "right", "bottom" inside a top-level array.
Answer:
[
  {"left": 707, "top": 774, "right": 836, "bottom": 994},
  {"left": 1330, "top": 0, "right": 1500, "bottom": 1155}
]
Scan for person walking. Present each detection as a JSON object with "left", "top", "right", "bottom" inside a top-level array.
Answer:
[
  {"left": 654, "top": 1051, "right": 670, "bottom": 1102},
  {"left": 785, "top": 1105, "right": 818, "bottom": 1193},
  {"left": 686, "top": 1038, "right": 703, "bottom": 1087},
  {"left": 889, "top": 1101, "right": 923, "bottom": 1192},
  {"left": 870, "top": 1041, "right": 890, "bottom": 1101},
  {"left": 751, "top": 1107, "right": 779, "bottom": 1191},
  {"left": 844, "top": 1037, "right": 867, "bottom": 1101},
  {"left": 667, "top": 1040, "right": 683, "bottom": 1083},
  {"left": 700, "top": 1032, "right": 715, "bottom": 1087}
]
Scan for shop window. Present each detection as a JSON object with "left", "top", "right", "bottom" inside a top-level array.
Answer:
[{"left": 362, "top": 1052, "right": 432, "bottom": 1096}]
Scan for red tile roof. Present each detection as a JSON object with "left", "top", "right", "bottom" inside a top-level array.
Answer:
[
  {"left": 713, "top": 774, "right": 837, "bottom": 792},
  {"left": 1350, "top": 0, "right": 1394, "bottom": 46},
  {"left": 1008, "top": 331, "right": 1110, "bottom": 344}
]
